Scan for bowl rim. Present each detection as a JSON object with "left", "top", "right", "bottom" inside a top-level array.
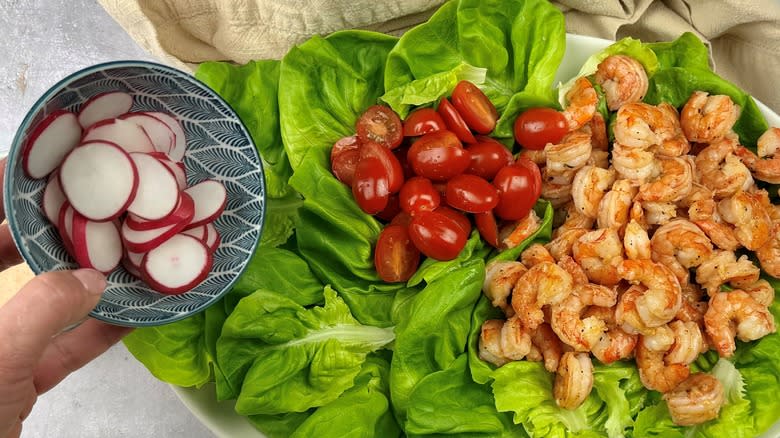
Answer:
[{"left": 4, "top": 59, "right": 267, "bottom": 327}]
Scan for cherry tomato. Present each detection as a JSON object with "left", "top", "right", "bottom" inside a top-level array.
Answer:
[
  {"left": 408, "top": 210, "right": 468, "bottom": 261},
  {"left": 465, "top": 140, "right": 514, "bottom": 180},
  {"left": 403, "top": 108, "right": 446, "bottom": 137},
  {"left": 390, "top": 211, "right": 413, "bottom": 227},
  {"left": 399, "top": 176, "right": 441, "bottom": 215},
  {"left": 393, "top": 144, "right": 416, "bottom": 180},
  {"left": 330, "top": 135, "right": 361, "bottom": 185},
  {"left": 374, "top": 224, "right": 421, "bottom": 283},
  {"left": 445, "top": 174, "right": 499, "bottom": 213},
  {"left": 407, "top": 130, "right": 471, "bottom": 181},
  {"left": 474, "top": 211, "right": 500, "bottom": 248},
  {"left": 451, "top": 81, "right": 498, "bottom": 134},
  {"left": 513, "top": 156, "right": 542, "bottom": 200},
  {"left": 492, "top": 164, "right": 539, "bottom": 221},
  {"left": 513, "top": 107, "right": 567, "bottom": 150},
  {"left": 438, "top": 98, "right": 477, "bottom": 144},
  {"left": 357, "top": 105, "right": 403, "bottom": 149},
  {"left": 352, "top": 157, "right": 390, "bottom": 214},
  {"left": 432, "top": 182, "right": 448, "bottom": 205},
  {"left": 375, "top": 194, "right": 402, "bottom": 222},
  {"left": 360, "top": 140, "right": 405, "bottom": 193},
  {"left": 435, "top": 205, "right": 472, "bottom": 236}
]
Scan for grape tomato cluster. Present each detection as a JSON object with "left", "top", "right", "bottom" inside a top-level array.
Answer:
[{"left": 330, "top": 80, "right": 544, "bottom": 282}]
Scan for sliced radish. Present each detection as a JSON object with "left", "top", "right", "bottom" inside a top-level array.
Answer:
[
  {"left": 42, "top": 172, "right": 66, "bottom": 224},
  {"left": 147, "top": 151, "right": 170, "bottom": 160},
  {"left": 126, "top": 153, "right": 180, "bottom": 220},
  {"left": 71, "top": 215, "right": 123, "bottom": 273},
  {"left": 82, "top": 118, "right": 155, "bottom": 154},
  {"left": 59, "top": 141, "right": 138, "bottom": 221},
  {"left": 119, "top": 112, "right": 175, "bottom": 154},
  {"left": 184, "top": 180, "right": 227, "bottom": 229},
  {"left": 126, "top": 250, "right": 146, "bottom": 268},
  {"left": 140, "top": 234, "right": 212, "bottom": 294},
  {"left": 23, "top": 110, "right": 81, "bottom": 179},
  {"left": 126, "top": 192, "right": 194, "bottom": 231},
  {"left": 146, "top": 112, "right": 186, "bottom": 162},
  {"left": 77, "top": 91, "right": 133, "bottom": 129},
  {"left": 121, "top": 218, "right": 187, "bottom": 253},
  {"left": 204, "top": 223, "right": 220, "bottom": 252},
  {"left": 182, "top": 225, "right": 207, "bottom": 242},
  {"left": 122, "top": 258, "right": 142, "bottom": 278},
  {"left": 57, "top": 203, "right": 75, "bottom": 257},
  {"left": 159, "top": 159, "right": 187, "bottom": 190}
]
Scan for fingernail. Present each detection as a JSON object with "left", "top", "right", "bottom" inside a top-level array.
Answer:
[{"left": 72, "top": 269, "right": 107, "bottom": 296}]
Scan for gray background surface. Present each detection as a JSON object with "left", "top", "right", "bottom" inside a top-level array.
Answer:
[{"left": 0, "top": 1, "right": 214, "bottom": 436}]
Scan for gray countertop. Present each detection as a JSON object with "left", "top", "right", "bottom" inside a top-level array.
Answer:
[{"left": 0, "top": 1, "right": 214, "bottom": 437}]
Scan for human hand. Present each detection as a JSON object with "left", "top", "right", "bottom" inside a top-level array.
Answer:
[{"left": 0, "top": 158, "right": 133, "bottom": 438}]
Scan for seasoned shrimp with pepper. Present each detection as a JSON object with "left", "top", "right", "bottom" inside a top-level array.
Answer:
[
  {"left": 594, "top": 54, "right": 649, "bottom": 111},
  {"left": 704, "top": 290, "right": 776, "bottom": 358},
  {"left": 680, "top": 91, "right": 740, "bottom": 143},
  {"left": 663, "top": 373, "right": 725, "bottom": 426},
  {"left": 554, "top": 352, "right": 594, "bottom": 410}
]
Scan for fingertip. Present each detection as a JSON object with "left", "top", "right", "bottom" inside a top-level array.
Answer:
[{"left": 71, "top": 269, "right": 107, "bottom": 296}]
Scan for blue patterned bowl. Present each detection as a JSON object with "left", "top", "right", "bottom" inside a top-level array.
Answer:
[{"left": 5, "top": 61, "right": 265, "bottom": 327}]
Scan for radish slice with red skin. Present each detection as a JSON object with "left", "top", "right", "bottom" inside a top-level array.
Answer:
[
  {"left": 145, "top": 112, "right": 186, "bottom": 162},
  {"left": 120, "top": 217, "right": 188, "bottom": 253},
  {"left": 57, "top": 203, "right": 75, "bottom": 257},
  {"left": 126, "top": 192, "right": 194, "bottom": 231},
  {"left": 140, "top": 234, "right": 212, "bottom": 294},
  {"left": 182, "top": 225, "right": 207, "bottom": 242},
  {"left": 204, "top": 223, "right": 220, "bottom": 252},
  {"left": 159, "top": 159, "right": 187, "bottom": 190},
  {"left": 77, "top": 91, "right": 133, "bottom": 129},
  {"left": 126, "top": 250, "right": 145, "bottom": 268},
  {"left": 42, "top": 172, "right": 66, "bottom": 224},
  {"left": 119, "top": 112, "right": 175, "bottom": 154},
  {"left": 122, "top": 258, "right": 142, "bottom": 278},
  {"left": 82, "top": 118, "right": 155, "bottom": 154},
  {"left": 71, "top": 215, "right": 123, "bottom": 273},
  {"left": 184, "top": 180, "right": 227, "bottom": 229},
  {"left": 59, "top": 141, "right": 138, "bottom": 221},
  {"left": 23, "top": 110, "right": 81, "bottom": 179},
  {"left": 127, "top": 153, "right": 180, "bottom": 221}
]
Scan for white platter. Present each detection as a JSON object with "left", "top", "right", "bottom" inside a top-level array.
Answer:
[{"left": 170, "top": 33, "right": 780, "bottom": 438}]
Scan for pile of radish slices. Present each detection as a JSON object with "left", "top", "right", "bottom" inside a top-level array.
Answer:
[{"left": 26, "top": 91, "right": 226, "bottom": 294}]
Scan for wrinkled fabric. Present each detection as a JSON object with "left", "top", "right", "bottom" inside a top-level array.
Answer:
[{"left": 97, "top": 0, "right": 780, "bottom": 110}]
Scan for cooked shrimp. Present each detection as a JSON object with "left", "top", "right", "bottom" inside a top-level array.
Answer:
[
  {"left": 614, "top": 102, "right": 685, "bottom": 151},
  {"left": 612, "top": 142, "right": 659, "bottom": 182},
  {"left": 529, "top": 323, "right": 564, "bottom": 372},
  {"left": 741, "top": 279, "right": 775, "bottom": 307},
  {"left": 629, "top": 200, "right": 648, "bottom": 230},
  {"left": 557, "top": 255, "right": 589, "bottom": 286},
  {"left": 704, "top": 290, "right": 776, "bottom": 357},
  {"left": 695, "top": 136, "right": 754, "bottom": 199},
  {"left": 615, "top": 284, "right": 650, "bottom": 334},
  {"left": 651, "top": 219, "right": 714, "bottom": 284},
  {"left": 717, "top": 190, "right": 773, "bottom": 250},
  {"left": 554, "top": 202, "right": 595, "bottom": 237},
  {"left": 665, "top": 320, "right": 707, "bottom": 365},
  {"left": 562, "top": 77, "right": 598, "bottom": 131},
  {"left": 624, "top": 219, "right": 652, "bottom": 260},
  {"left": 541, "top": 168, "right": 574, "bottom": 208},
  {"left": 664, "top": 373, "right": 725, "bottom": 426},
  {"left": 636, "top": 156, "right": 694, "bottom": 203},
  {"left": 483, "top": 260, "right": 527, "bottom": 312},
  {"left": 688, "top": 199, "right": 741, "bottom": 251},
  {"left": 572, "top": 228, "right": 624, "bottom": 286},
  {"left": 478, "top": 316, "right": 533, "bottom": 366},
  {"left": 678, "top": 183, "right": 713, "bottom": 209},
  {"left": 642, "top": 201, "right": 678, "bottom": 226},
  {"left": 636, "top": 334, "right": 690, "bottom": 392},
  {"left": 546, "top": 228, "right": 587, "bottom": 261},
  {"left": 594, "top": 55, "right": 649, "bottom": 111},
  {"left": 653, "top": 103, "right": 691, "bottom": 157},
  {"left": 587, "top": 149, "right": 610, "bottom": 169},
  {"left": 554, "top": 352, "right": 594, "bottom": 410},
  {"left": 680, "top": 91, "right": 740, "bottom": 143},
  {"left": 521, "top": 243, "right": 556, "bottom": 268},
  {"left": 571, "top": 165, "right": 616, "bottom": 218},
  {"left": 512, "top": 262, "right": 574, "bottom": 330},
  {"left": 500, "top": 210, "right": 541, "bottom": 249},
  {"left": 519, "top": 149, "right": 547, "bottom": 167},
  {"left": 675, "top": 282, "right": 708, "bottom": 323},
  {"left": 588, "top": 113, "right": 609, "bottom": 151},
  {"left": 618, "top": 259, "right": 682, "bottom": 328},
  {"left": 756, "top": 222, "right": 780, "bottom": 278},
  {"left": 584, "top": 305, "right": 638, "bottom": 364},
  {"left": 695, "top": 250, "right": 761, "bottom": 294},
  {"left": 551, "top": 283, "right": 617, "bottom": 351},
  {"left": 545, "top": 130, "right": 593, "bottom": 174},
  {"left": 598, "top": 179, "right": 638, "bottom": 231}
]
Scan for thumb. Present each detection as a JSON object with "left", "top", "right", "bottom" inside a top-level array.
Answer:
[{"left": 0, "top": 269, "right": 106, "bottom": 370}]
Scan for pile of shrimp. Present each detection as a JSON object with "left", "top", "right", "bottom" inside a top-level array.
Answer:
[{"left": 480, "top": 54, "right": 779, "bottom": 427}]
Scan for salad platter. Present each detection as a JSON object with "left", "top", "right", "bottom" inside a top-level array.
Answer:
[{"left": 122, "top": 0, "right": 780, "bottom": 437}]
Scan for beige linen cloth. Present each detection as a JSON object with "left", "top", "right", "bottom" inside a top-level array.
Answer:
[{"left": 1, "top": 0, "right": 779, "bottom": 306}]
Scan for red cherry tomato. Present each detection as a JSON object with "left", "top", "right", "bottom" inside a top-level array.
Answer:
[
  {"left": 356, "top": 105, "right": 403, "bottom": 149},
  {"left": 374, "top": 224, "right": 421, "bottom": 283},
  {"left": 403, "top": 108, "right": 446, "bottom": 137},
  {"left": 408, "top": 210, "right": 468, "bottom": 261},
  {"left": 375, "top": 194, "right": 402, "bottom": 222},
  {"left": 407, "top": 130, "right": 471, "bottom": 181},
  {"left": 438, "top": 98, "right": 477, "bottom": 144},
  {"left": 390, "top": 211, "right": 413, "bottom": 227},
  {"left": 352, "top": 157, "right": 390, "bottom": 214},
  {"left": 451, "top": 81, "right": 498, "bottom": 134},
  {"left": 474, "top": 211, "right": 500, "bottom": 248},
  {"left": 399, "top": 176, "right": 441, "bottom": 215},
  {"left": 465, "top": 140, "right": 514, "bottom": 180},
  {"left": 445, "top": 174, "right": 499, "bottom": 213},
  {"left": 435, "top": 205, "right": 472, "bottom": 236},
  {"left": 360, "top": 141, "right": 405, "bottom": 193},
  {"left": 513, "top": 107, "right": 567, "bottom": 150},
  {"left": 330, "top": 135, "right": 361, "bottom": 185},
  {"left": 513, "top": 156, "right": 542, "bottom": 200},
  {"left": 393, "top": 144, "right": 416, "bottom": 180},
  {"left": 492, "top": 164, "right": 539, "bottom": 221}
]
